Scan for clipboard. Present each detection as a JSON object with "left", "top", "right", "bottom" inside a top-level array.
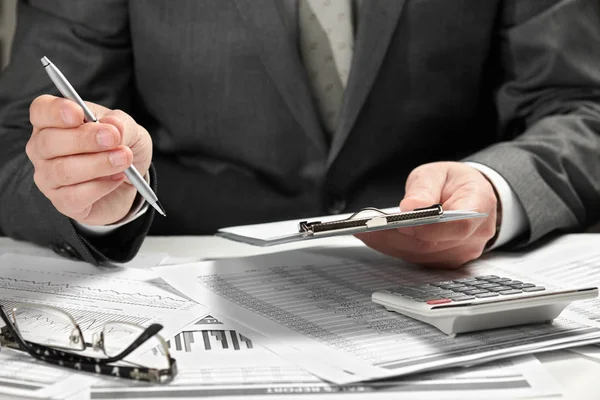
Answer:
[{"left": 217, "top": 204, "right": 488, "bottom": 247}]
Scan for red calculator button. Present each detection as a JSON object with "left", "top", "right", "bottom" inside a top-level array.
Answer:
[{"left": 427, "top": 299, "right": 452, "bottom": 305}]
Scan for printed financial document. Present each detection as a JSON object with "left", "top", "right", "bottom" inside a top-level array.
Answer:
[
  {"left": 91, "top": 314, "right": 561, "bottom": 400},
  {"left": 0, "top": 350, "right": 94, "bottom": 400},
  {"left": 0, "top": 253, "right": 206, "bottom": 349},
  {"left": 483, "top": 234, "right": 600, "bottom": 361},
  {"left": 155, "top": 242, "right": 600, "bottom": 384}
]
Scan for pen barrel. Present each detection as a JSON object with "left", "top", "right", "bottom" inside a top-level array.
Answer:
[
  {"left": 44, "top": 64, "right": 97, "bottom": 123},
  {"left": 124, "top": 167, "right": 157, "bottom": 203}
]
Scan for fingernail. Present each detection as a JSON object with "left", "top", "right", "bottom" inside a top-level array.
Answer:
[
  {"left": 96, "top": 130, "right": 114, "bottom": 148},
  {"left": 60, "top": 106, "right": 77, "bottom": 125},
  {"left": 109, "top": 150, "right": 128, "bottom": 167}
]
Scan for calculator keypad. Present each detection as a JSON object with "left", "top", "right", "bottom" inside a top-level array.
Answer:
[{"left": 393, "top": 275, "right": 545, "bottom": 304}]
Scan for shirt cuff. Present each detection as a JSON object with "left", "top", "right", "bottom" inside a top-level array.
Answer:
[
  {"left": 464, "top": 162, "right": 528, "bottom": 250},
  {"left": 73, "top": 172, "right": 151, "bottom": 236}
]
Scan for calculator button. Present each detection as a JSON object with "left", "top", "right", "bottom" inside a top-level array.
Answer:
[
  {"left": 505, "top": 281, "right": 522, "bottom": 286},
  {"left": 446, "top": 292, "right": 468, "bottom": 298},
  {"left": 439, "top": 283, "right": 466, "bottom": 290},
  {"left": 522, "top": 286, "right": 545, "bottom": 292},
  {"left": 499, "top": 289, "right": 523, "bottom": 295},
  {"left": 520, "top": 283, "right": 536, "bottom": 288},
  {"left": 488, "top": 286, "right": 512, "bottom": 292},
  {"left": 452, "top": 296, "right": 475, "bottom": 301},
  {"left": 457, "top": 286, "right": 478, "bottom": 291},
  {"left": 475, "top": 275, "right": 498, "bottom": 280},
  {"left": 475, "top": 292, "right": 500, "bottom": 298},
  {"left": 463, "top": 289, "right": 489, "bottom": 295},
  {"left": 487, "top": 277, "right": 511, "bottom": 283},
  {"left": 433, "top": 281, "right": 455, "bottom": 287},
  {"left": 427, "top": 299, "right": 452, "bottom": 305},
  {"left": 420, "top": 287, "right": 443, "bottom": 293},
  {"left": 453, "top": 278, "right": 478, "bottom": 283},
  {"left": 434, "top": 290, "right": 456, "bottom": 296},
  {"left": 472, "top": 282, "right": 500, "bottom": 289}
]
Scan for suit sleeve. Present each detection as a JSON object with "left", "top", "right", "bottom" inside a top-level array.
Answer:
[
  {"left": 0, "top": 0, "right": 154, "bottom": 265},
  {"left": 465, "top": 0, "right": 600, "bottom": 247}
]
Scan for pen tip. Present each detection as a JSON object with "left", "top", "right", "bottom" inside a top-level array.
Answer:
[
  {"left": 40, "top": 57, "right": 50, "bottom": 67},
  {"left": 153, "top": 201, "right": 167, "bottom": 217}
]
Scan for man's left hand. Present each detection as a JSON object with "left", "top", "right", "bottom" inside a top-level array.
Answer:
[{"left": 356, "top": 162, "right": 498, "bottom": 268}]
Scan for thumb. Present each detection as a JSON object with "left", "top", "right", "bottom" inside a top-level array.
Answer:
[{"left": 400, "top": 166, "right": 446, "bottom": 211}]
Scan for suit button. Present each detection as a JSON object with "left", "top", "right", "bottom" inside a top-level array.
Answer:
[
  {"left": 52, "top": 243, "right": 81, "bottom": 261},
  {"left": 326, "top": 193, "right": 347, "bottom": 215}
]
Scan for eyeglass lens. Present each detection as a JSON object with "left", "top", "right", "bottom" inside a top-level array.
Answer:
[
  {"left": 11, "top": 304, "right": 85, "bottom": 350},
  {"left": 102, "top": 321, "right": 170, "bottom": 370}
]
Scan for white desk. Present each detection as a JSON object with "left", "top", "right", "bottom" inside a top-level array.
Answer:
[{"left": 2, "top": 235, "right": 600, "bottom": 399}]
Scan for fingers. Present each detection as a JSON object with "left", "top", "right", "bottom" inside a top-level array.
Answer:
[
  {"left": 30, "top": 95, "right": 85, "bottom": 129},
  {"left": 401, "top": 217, "right": 486, "bottom": 243},
  {"left": 99, "top": 110, "right": 141, "bottom": 148},
  {"left": 27, "top": 96, "right": 148, "bottom": 225},
  {"left": 396, "top": 244, "right": 485, "bottom": 269},
  {"left": 357, "top": 162, "right": 502, "bottom": 268},
  {"left": 356, "top": 227, "right": 488, "bottom": 268},
  {"left": 399, "top": 163, "right": 497, "bottom": 242},
  {"left": 31, "top": 123, "right": 121, "bottom": 160},
  {"left": 34, "top": 146, "right": 133, "bottom": 190},
  {"left": 356, "top": 230, "right": 463, "bottom": 255},
  {"left": 51, "top": 174, "right": 126, "bottom": 219}
]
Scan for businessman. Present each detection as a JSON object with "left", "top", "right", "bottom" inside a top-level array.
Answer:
[{"left": 0, "top": 0, "right": 599, "bottom": 267}]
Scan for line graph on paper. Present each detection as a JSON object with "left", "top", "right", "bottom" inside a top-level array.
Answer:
[
  {"left": 0, "top": 299, "right": 152, "bottom": 335},
  {"left": 0, "top": 273, "right": 187, "bottom": 310}
]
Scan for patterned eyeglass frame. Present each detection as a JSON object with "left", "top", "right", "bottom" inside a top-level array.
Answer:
[{"left": 0, "top": 305, "right": 177, "bottom": 383}]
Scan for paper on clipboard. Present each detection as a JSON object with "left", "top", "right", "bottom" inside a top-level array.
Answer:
[{"left": 217, "top": 204, "right": 488, "bottom": 246}]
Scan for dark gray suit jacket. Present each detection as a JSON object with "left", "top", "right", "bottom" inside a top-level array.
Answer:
[{"left": 0, "top": 0, "right": 599, "bottom": 265}]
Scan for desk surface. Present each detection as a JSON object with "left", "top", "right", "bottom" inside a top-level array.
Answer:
[{"left": 3, "top": 235, "right": 600, "bottom": 399}]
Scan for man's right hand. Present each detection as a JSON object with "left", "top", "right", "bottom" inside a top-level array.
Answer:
[{"left": 26, "top": 95, "right": 153, "bottom": 226}]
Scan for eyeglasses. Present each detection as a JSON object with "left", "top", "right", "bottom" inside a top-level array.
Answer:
[{"left": 0, "top": 303, "right": 177, "bottom": 383}]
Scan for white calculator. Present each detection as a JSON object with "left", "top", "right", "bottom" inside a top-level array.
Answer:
[{"left": 372, "top": 275, "right": 598, "bottom": 336}]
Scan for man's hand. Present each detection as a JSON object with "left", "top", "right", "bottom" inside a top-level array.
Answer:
[
  {"left": 356, "top": 162, "right": 498, "bottom": 268},
  {"left": 26, "top": 95, "right": 153, "bottom": 226}
]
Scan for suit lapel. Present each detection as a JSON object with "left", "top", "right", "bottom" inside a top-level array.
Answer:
[
  {"left": 233, "top": 0, "right": 327, "bottom": 155},
  {"left": 328, "top": 0, "right": 407, "bottom": 166}
]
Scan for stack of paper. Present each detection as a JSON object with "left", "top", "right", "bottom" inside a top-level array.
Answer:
[
  {"left": 154, "top": 240, "right": 600, "bottom": 384},
  {"left": 90, "top": 314, "right": 561, "bottom": 400},
  {"left": 3, "top": 233, "right": 600, "bottom": 399}
]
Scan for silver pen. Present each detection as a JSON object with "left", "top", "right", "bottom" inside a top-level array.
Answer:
[{"left": 40, "top": 56, "right": 166, "bottom": 217}]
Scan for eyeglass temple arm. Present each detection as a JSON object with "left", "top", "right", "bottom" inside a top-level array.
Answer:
[{"left": 0, "top": 305, "right": 31, "bottom": 350}]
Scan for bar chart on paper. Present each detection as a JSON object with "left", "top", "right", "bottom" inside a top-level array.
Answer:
[{"left": 168, "top": 329, "right": 254, "bottom": 353}]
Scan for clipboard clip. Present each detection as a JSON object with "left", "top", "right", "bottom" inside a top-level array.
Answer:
[{"left": 298, "top": 204, "right": 443, "bottom": 235}]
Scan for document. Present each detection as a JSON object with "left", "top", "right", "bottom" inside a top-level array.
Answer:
[
  {"left": 155, "top": 241, "right": 600, "bottom": 384},
  {"left": 0, "top": 253, "right": 206, "bottom": 349},
  {"left": 91, "top": 314, "right": 561, "bottom": 400},
  {"left": 481, "top": 235, "right": 600, "bottom": 360},
  {"left": 218, "top": 206, "right": 486, "bottom": 246},
  {"left": 0, "top": 350, "right": 95, "bottom": 399}
]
